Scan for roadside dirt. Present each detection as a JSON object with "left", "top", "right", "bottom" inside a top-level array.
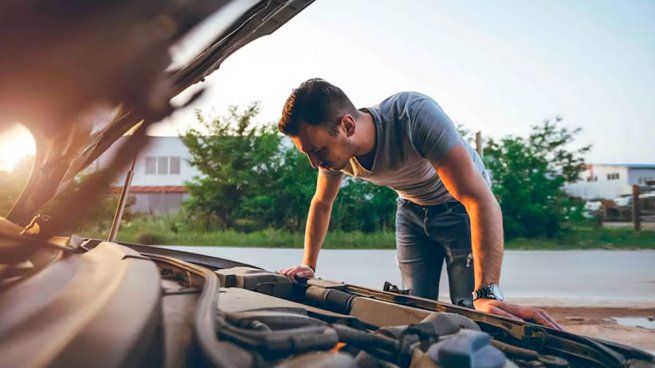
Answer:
[
  {"left": 603, "top": 221, "right": 655, "bottom": 231},
  {"left": 543, "top": 307, "right": 655, "bottom": 354}
]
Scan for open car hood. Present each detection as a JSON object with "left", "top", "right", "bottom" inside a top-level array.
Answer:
[{"left": 0, "top": 0, "right": 313, "bottom": 242}]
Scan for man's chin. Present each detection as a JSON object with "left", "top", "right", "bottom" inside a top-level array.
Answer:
[{"left": 327, "top": 162, "right": 347, "bottom": 171}]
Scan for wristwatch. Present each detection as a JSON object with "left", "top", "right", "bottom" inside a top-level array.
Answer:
[{"left": 472, "top": 284, "right": 504, "bottom": 301}]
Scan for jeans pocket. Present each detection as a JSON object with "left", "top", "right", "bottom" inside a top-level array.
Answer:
[{"left": 427, "top": 210, "right": 472, "bottom": 250}]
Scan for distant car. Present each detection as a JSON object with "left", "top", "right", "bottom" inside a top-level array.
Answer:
[
  {"left": 583, "top": 200, "right": 602, "bottom": 219},
  {"left": 613, "top": 196, "right": 632, "bottom": 207},
  {"left": 604, "top": 193, "right": 655, "bottom": 221},
  {"left": 1, "top": 1, "right": 654, "bottom": 367}
]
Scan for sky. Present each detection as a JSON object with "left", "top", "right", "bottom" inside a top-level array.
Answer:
[{"left": 1, "top": 0, "right": 654, "bottom": 171}]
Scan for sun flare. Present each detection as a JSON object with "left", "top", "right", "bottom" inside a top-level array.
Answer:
[{"left": 0, "top": 124, "right": 36, "bottom": 172}]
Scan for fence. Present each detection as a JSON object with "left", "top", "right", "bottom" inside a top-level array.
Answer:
[{"left": 632, "top": 182, "right": 655, "bottom": 231}]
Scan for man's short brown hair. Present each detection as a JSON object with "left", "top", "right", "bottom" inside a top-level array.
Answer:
[{"left": 278, "top": 78, "right": 358, "bottom": 136}]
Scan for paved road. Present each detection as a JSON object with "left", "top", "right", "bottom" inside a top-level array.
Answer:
[{"left": 165, "top": 247, "right": 655, "bottom": 308}]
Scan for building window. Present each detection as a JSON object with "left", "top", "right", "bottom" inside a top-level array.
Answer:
[
  {"left": 606, "top": 172, "right": 619, "bottom": 180},
  {"left": 157, "top": 157, "right": 169, "bottom": 175},
  {"left": 145, "top": 156, "right": 182, "bottom": 175},
  {"left": 170, "top": 156, "right": 181, "bottom": 175},
  {"left": 145, "top": 156, "right": 156, "bottom": 175}
]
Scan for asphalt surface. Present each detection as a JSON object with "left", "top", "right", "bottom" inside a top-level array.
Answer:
[{"left": 165, "top": 247, "right": 655, "bottom": 308}]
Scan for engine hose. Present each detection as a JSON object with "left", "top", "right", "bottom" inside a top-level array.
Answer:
[
  {"left": 216, "top": 314, "right": 408, "bottom": 364},
  {"left": 332, "top": 324, "right": 399, "bottom": 351},
  {"left": 215, "top": 314, "right": 339, "bottom": 356},
  {"left": 305, "top": 286, "right": 354, "bottom": 314},
  {"left": 492, "top": 339, "right": 569, "bottom": 367}
]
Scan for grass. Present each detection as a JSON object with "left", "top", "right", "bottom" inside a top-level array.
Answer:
[
  {"left": 505, "top": 223, "right": 655, "bottom": 250},
  {"left": 80, "top": 217, "right": 655, "bottom": 250}
]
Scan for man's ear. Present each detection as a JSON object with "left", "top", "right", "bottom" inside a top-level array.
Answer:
[{"left": 342, "top": 114, "right": 356, "bottom": 136}]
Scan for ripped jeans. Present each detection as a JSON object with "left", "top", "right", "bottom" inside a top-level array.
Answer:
[{"left": 395, "top": 197, "right": 475, "bottom": 307}]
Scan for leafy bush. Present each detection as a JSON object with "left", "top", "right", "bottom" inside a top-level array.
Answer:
[
  {"left": 181, "top": 104, "right": 397, "bottom": 233},
  {"left": 136, "top": 231, "right": 167, "bottom": 245},
  {"left": 484, "top": 117, "right": 590, "bottom": 239}
]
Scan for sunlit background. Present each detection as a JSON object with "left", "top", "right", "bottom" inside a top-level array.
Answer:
[
  {"left": 0, "top": 124, "right": 35, "bottom": 171},
  {"left": 1, "top": 0, "right": 653, "bottom": 171}
]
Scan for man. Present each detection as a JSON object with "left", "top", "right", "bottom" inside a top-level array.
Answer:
[{"left": 277, "top": 78, "right": 561, "bottom": 329}]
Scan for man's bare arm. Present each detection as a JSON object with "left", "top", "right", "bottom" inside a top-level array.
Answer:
[
  {"left": 279, "top": 171, "right": 342, "bottom": 278},
  {"left": 434, "top": 145, "right": 503, "bottom": 289},
  {"left": 434, "top": 145, "right": 562, "bottom": 330},
  {"left": 302, "top": 171, "right": 342, "bottom": 268}
]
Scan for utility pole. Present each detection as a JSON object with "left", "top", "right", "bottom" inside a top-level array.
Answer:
[
  {"left": 632, "top": 185, "right": 641, "bottom": 232},
  {"left": 475, "top": 131, "right": 483, "bottom": 158}
]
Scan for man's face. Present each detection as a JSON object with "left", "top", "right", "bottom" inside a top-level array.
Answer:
[{"left": 291, "top": 120, "right": 355, "bottom": 171}]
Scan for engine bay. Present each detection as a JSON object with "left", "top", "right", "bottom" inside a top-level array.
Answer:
[{"left": 1, "top": 240, "right": 653, "bottom": 368}]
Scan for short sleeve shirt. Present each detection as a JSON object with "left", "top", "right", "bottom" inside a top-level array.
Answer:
[{"left": 320, "top": 92, "right": 490, "bottom": 206}]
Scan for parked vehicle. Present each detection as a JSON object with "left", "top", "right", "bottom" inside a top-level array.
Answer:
[
  {"left": 583, "top": 200, "right": 602, "bottom": 219},
  {"left": 602, "top": 193, "right": 655, "bottom": 222}
]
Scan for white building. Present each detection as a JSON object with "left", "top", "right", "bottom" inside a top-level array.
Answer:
[
  {"left": 95, "top": 136, "right": 200, "bottom": 214},
  {"left": 565, "top": 163, "right": 655, "bottom": 200}
]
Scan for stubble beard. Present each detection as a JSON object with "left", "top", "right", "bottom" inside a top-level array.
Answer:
[{"left": 333, "top": 139, "right": 358, "bottom": 171}]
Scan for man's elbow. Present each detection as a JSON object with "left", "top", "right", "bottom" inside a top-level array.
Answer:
[
  {"left": 481, "top": 193, "right": 501, "bottom": 213},
  {"left": 459, "top": 190, "right": 500, "bottom": 214}
]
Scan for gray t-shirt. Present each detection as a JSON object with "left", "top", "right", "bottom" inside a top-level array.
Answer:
[{"left": 321, "top": 92, "right": 490, "bottom": 206}]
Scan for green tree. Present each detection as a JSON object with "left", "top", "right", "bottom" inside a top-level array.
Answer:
[
  {"left": 331, "top": 179, "right": 396, "bottom": 232},
  {"left": 181, "top": 103, "right": 400, "bottom": 234},
  {"left": 182, "top": 103, "right": 284, "bottom": 230},
  {"left": 275, "top": 147, "right": 317, "bottom": 231},
  {"left": 272, "top": 148, "right": 398, "bottom": 233},
  {"left": 484, "top": 117, "right": 590, "bottom": 239},
  {"left": 0, "top": 156, "right": 34, "bottom": 216}
]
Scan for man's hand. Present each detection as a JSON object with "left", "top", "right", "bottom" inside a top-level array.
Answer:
[
  {"left": 278, "top": 265, "right": 315, "bottom": 280},
  {"left": 474, "top": 298, "right": 563, "bottom": 330}
]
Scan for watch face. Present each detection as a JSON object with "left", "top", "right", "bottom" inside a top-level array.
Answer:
[
  {"left": 473, "top": 284, "right": 504, "bottom": 301},
  {"left": 490, "top": 284, "right": 504, "bottom": 301}
]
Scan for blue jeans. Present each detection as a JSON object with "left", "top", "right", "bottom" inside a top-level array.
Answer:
[{"left": 395, "top": 197, "right": 475, "bottom": 307}]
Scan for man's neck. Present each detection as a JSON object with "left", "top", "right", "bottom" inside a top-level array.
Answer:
[
  {"left": 353, "top": 111, "right": 377, "bottom": 170},
  {"left": 354, "top": 111, "right": 376, "bottom": 157}
]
